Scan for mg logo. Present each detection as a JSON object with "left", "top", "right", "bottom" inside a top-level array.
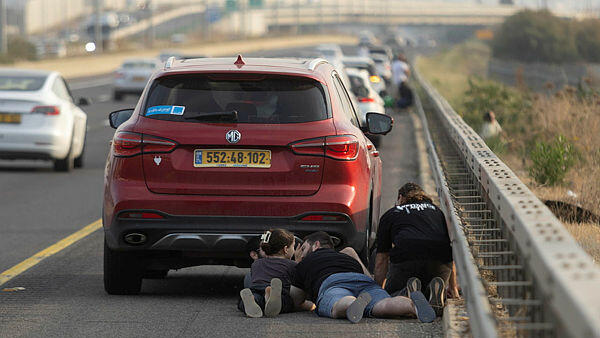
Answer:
[{"left": 226, "top": 130, "right": 241, "bottom": 144}]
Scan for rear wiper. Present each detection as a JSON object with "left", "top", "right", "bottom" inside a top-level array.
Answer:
[{"left": 184, "top": 110, "right": 238, "bottom": 122}]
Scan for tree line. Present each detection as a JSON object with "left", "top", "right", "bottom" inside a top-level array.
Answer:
[{"left": 492, "top": 10, "right": 600, "bottom": 64}]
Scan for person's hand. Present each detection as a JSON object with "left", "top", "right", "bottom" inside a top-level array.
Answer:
[
  {"left": 446, "top": 285, "right": 460, "bottom": 299},
  {"left": 294, "top": 242, "right": 310, "bottom": 262}
]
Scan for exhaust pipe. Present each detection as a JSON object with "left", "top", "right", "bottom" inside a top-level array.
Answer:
[{"left": 124, "top": 233, "right": 147, "bottom": 245}]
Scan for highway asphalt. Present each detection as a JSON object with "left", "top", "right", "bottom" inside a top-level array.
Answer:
[{"left": 0, "top": 47, "right": 443, "bottom": 337}]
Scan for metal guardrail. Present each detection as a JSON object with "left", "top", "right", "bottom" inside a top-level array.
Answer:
[{"left": 413, "top": 69, "right": 600, "bottom": 337}]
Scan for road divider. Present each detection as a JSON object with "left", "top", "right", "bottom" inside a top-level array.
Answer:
[{"left": 0, "top": 219, "right": 102, "bottom": 287}]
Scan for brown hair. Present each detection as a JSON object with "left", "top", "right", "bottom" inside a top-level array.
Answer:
[
  {"left": 260, "top": 229, "right": 294, "bottom": 256},
  {"left": 398, "top": 182, "right": 433, "bottom": 205},
  {"left": 303, "top": 231, "right": 334, "bottom": 249}
]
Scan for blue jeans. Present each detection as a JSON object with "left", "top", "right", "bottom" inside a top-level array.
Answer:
[{"left": 316, "top": 272, "right": 390, "bottom": 318}]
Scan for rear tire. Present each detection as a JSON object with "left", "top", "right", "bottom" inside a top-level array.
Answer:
[
  {"left": 104, "top": 239, "right": 143, "bottom": 295},
  {"left": 74, "top": 131, "right": 86, "bottom": 168},
  {"left": 53, "top": 143, "right": 74, "bottom": 172}
]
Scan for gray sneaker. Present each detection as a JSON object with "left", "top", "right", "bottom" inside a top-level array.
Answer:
[
  {"left": 407, "top": 277, "right": 422, "bottom": 294},
  {"left": 240, "top": 288, "right": 263, "bottom": 318},
  {"left": 427, "top": 277, "right": 445, "bottom": 317}
]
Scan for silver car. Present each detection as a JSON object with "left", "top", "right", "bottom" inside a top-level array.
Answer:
[
  {"left": 342, "top": 56, "right": 387, "bottom": 96},
  {"left": 0, "top": 69, "right": 88, "bottom": 171},
  {"left": 113, "top": 58, "right": 161, "bottom": 101}
]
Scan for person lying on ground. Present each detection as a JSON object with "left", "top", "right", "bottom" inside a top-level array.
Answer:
[
  {"left": 243, "top": 235, "right": 265, "bottom": 288},
  {"left": 374, "top": 182, "right": 459, "bottom": 316},
  {"left": 292, "top": 231, "right": 437, "bottom": 324}
]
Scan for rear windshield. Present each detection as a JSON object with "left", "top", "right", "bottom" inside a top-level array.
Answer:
[
  {"left": 0, "top": 76, "right": 46, "bottom": 91},
  {"left": 143, "top": 74, "right": 329, "bottom": 124}
]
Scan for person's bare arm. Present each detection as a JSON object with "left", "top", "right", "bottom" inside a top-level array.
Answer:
[
  {"left": 374, "top": 252, "right": 389, "bottom": 286},
  {"left": 339, "top": 247, "right": 370, "bottom": 276},
  {"left": 447, "top": 262, "right": 460, "bottom": 298}
]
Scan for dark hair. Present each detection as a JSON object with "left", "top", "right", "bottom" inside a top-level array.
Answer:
[
  {"left": 245, "top": 236, "right": 261, "bottom": 254},
  {"left": 398, "top": 182, "right": 433, "bottom": 205},
  {"left": 303, "top": 231, "right": 334, "bottom": 249},
  {"left": 260, "top": 229, "right": 294, "bottom": 256}
]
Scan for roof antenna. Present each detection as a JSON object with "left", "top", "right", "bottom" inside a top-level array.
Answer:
[{"left": 234, "top": 54, "right": 245, "bottom": 68}]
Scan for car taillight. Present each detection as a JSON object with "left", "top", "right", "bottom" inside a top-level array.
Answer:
[
  {"left": 113, "top": 131, "right": 142, "bottom": 157},
  {"left": 142, "top": 134, "right": 177, "bottom": 153},
  {"left": 359, "top": 97, "right": 375, "bottom": 103},
  {"left": 31, "top": 106, "right": 60, "bottom": 115},
  {"left": 369, "top": 75, "right": 381, "bottom": 83},
  {"left": 112, "top": 132, "right": 177, "bottom": 157},
  {"left": 290, "top": 135, "right": 359, "bottom": 161},
  {"left": 115, "top": 71, "right": 124, "bottom": 79},
  {"left": 289, "top": 137, "right": 325, "bottom": 156},
  {"left": 325, "top": 135, "right": 359, "bottom": 161},
  {"left": 301, "top": 214, "right": 346, "bottom": 221}
]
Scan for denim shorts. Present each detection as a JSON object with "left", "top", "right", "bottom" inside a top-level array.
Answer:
[{"left": 316, "top": 272, "right": 390, "bottom": 318}]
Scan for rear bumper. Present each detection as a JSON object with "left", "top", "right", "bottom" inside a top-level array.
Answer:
[
  {"left": 104, "top": 211, "right": 364, "bottom": 257},
  {"left": 0, "top": 129, "right": 69, "bottom": 159}
]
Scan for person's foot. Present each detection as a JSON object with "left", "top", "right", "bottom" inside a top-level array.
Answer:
[
  {"left": 264, "top": 278, "right": 282, "bottom": 317},
  {"left": 427, "top": 277, "right": 445, "bottom": 317},
  {"left": 346, "top": 292, "right": 372, "bottom": 324},
  {"left": 240, "top": 288, "right": 263, "bottom": 318},
  {"left": 407, "top": 279, "right": 436, "bottom": 323},
  {"left": 406, "top": 277, "right": 422, "bottom": 294}
]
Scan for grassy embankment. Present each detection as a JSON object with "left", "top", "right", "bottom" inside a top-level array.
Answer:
[{"left": 416, "top": 41, "right": 600, "bottom": 261}]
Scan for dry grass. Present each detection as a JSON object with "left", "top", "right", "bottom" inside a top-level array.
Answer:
[
  {"left": 564, "top": 222, "right": 600, "bottom": 262},
  {"left": 417, "top": 40, "right": 600, "bottom": 263}
]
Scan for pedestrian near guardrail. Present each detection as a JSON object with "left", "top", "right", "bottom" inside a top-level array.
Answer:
[
  {"left": 392, "top": 54, "right": 413, "bottom": 108},
  {"left": 374, "top": 183, "right": 459, "bottom": 316}
]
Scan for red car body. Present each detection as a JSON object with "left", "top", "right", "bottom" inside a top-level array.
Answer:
[{"left": 103, "top": 57, "right": 391, "bottom": 292}]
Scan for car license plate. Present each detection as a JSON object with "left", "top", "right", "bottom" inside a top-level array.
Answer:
[
  {"left": 0, "top": 113, "right": 21, "bottom": 124},
  {"left": 132, "top": 76, "right": 146, "bottom": 82},
  {"left": 194, "top": 149, "right": 271, "bottom": 168}
]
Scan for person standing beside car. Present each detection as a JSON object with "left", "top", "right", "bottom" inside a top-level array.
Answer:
[
  {"left": 392, "top": 54, "right": 413, "bottom": 108},
  {"left": 374, "top": 183, "right": 459, "bottom": 316}
]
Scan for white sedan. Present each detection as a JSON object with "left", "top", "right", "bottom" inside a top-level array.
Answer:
[
  {"left": 113, "top": 58, "right": 161, "bottom": 101},
  {"left": 0, "top": 69, "right": 88, "bottom": 171}
]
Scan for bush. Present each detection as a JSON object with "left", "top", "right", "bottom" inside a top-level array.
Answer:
[
  {"left": 492, "top": 10, "right": 579, "bottom": 63},
  {"left": 529, "top": 135, "right": 577, "bottom": 186},
  {"left": 574, "top": 19, "right": 600, "bottom": 63},
  {"left": 462, "top": 77, "right": 531, "bottom": 132},
  {"left": 0, "top": 36, "right": 38, "bottom": 64}
]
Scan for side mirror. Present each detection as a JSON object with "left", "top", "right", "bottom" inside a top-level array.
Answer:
[
  {"left": 77, "top": 97, "right": 90, "bottom": 106},
  {"left": 366, "top": 112, "right": 393, "bottom": 135},
  {"left": 109, "top": 108, "right": 134, "bottom": 129}
]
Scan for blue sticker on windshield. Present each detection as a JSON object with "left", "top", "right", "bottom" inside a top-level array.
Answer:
[{"left": 146, "top": 105, "right": 186, "bottom": 116}]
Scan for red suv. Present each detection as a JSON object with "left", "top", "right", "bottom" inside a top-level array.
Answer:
[{"left": 103, "top": 56, "right": 393, "bottom": 294}]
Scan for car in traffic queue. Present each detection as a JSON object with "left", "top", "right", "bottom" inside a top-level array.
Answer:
[
  {"left": 0, "top": 69, "right": 88, "bottom": 171},
  {"left": 370, "top": 54, "right": 392, "bottom": 84},
  {"left": 113, "top": 58, "right": 162, "bottom": 101},
  {"left": 103, "top": 55, "right": 393, "bottom": 294},
  {"left": 342, "top": 56, "right": 387, "bottom": 96},
  {"left": 345, "top": 68, "right": 386, "bottom": 147}
]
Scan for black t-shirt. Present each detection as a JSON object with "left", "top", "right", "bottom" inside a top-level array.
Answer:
[
  {"left": 377, "top": 202, "right": 452, "bottom": 264},
  {"left": 292, "top": 248, "right": 363, "bottom": 301},
  {"left": 250, "top": 257, "right": 297, "bottom": 290}
]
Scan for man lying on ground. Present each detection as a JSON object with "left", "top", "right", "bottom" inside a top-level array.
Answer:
[{"left": 291, "top": 231, "right": 437, "bottom": 324}]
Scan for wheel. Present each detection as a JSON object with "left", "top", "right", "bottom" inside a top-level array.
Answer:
[
  {"left": 104, "top": 239, "right": 143, "bottom": 295},
  {"left": 113, "top": 91, "right": 123, "bottom": 101},
  {"left": 143, "top": 269, "right": 168, "bottom": 279},
  {"left": 74, "top": 131, "right": 86, "bottom": 168},
  {"left": 53, "top": 142, "right": 74, "bottom": 172}
]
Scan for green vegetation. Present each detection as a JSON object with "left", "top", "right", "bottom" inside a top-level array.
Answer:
[
  {"left": 462, "top": 78, "right": 531, "bottom": 133},
  {"left": 0, "top": 36, "right": 38, "bottom": 64},
  {"left": 492, "top": 10, "right": 600, "bottom": 64},
  {"left": 529, "top": 135, "right": 578, "bottom": 185}
]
